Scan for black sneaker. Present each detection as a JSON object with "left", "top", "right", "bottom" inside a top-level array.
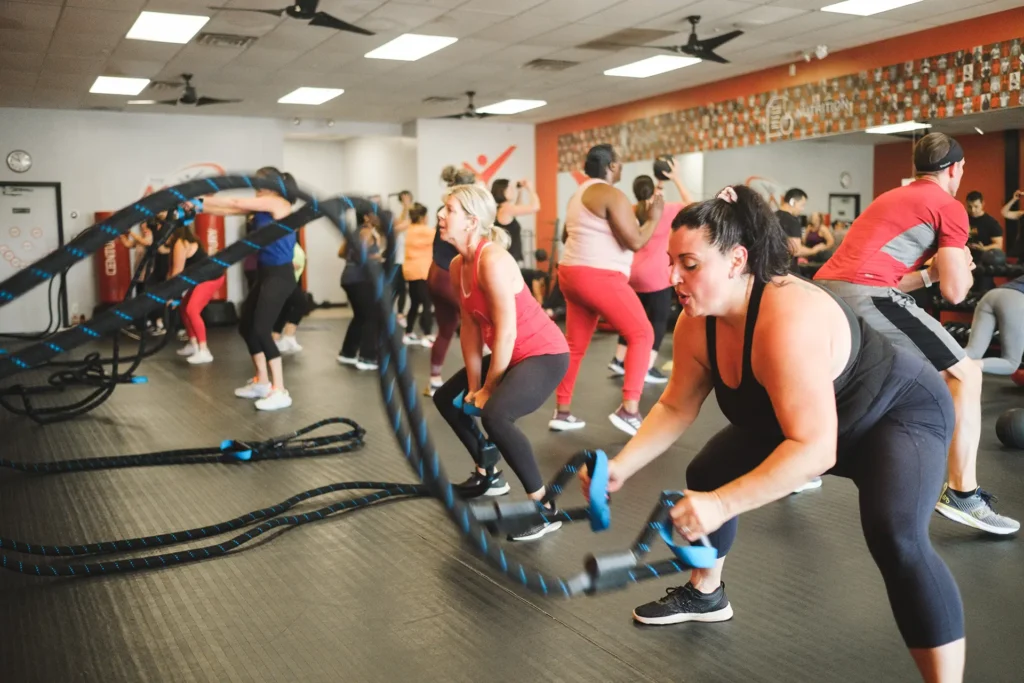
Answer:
[
  {"left": 644, "top": 367, "right": 668, "bottom": 384},
  {"left": 632, "top": 582, "right": 734, "bottom": 625},
  {"left": 454, "top": 470, "right": 511, "bottom": 499},
  {"left": 507, "top": 504, "right": 562, "bottom": 542},
  {"left": 608, "top": 358, "right": 625, "bottom": 376}
]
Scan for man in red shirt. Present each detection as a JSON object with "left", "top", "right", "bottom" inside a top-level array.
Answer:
[{"left": 816, "top": 132, "right": 1018, "bottom": 536}]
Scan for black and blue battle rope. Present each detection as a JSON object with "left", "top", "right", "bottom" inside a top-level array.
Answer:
[
  {"left": 0, "top": 213, "right": 187, "bottom": 423},
  {"left": 0, "top": 175, "right": 717, "bottom": 593},
  {"left": 0, "top": 417, "right": 365, "bottom": 474}
]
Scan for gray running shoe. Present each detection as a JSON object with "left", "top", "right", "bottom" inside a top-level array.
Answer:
[{"left": 935, "top": 485, "right": 1020, "bottom": 535}]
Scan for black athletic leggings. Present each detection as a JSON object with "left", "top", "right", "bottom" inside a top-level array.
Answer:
[
  {"left": 273, "top": 282, "right": 307, "bottom": 333},
  {"left": 686, "top": 356, "right": 963, "bottom": 649},
  {"left": 340, "top": 281, "right": 377, "bottom": 361},
  {"left": 617, "top": 287, "right": 673, "bottom": 352},
  {"left": 434, "top": 352, "right": 569, "bottom": 494},
  {"left": 238, "top": 264, "right": 295, "bottom": 362},
  {"left": 405, "top": 279, "right": 432, "bottom": 336}
]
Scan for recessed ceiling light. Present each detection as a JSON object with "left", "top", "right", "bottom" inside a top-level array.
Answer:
[
  {"left": 476, "top": 99, "right": 547, "bottom": 115},
  {"left": 89, "top": 76, "right": 150, "bottom": 96},
  {"left": 126, "top": 11, "right": 209, "bottom": 44},
  {"left": 364, "top": 34, "right": 458, "bottom": 61},
  {"left": 278, "top": 87, "right": 345, "bottom": 105},
  {"left": 821, "top": 0, "right": 924, "bottom": 17},
  {"left": 865, "top": 120, "right": 932, "bottom": 134},
  {"left": 127, "top": 100, "right": 156, "bottom": 105},
  {"left": 604, "top": 55, "right": 701, "bottom": 79}
]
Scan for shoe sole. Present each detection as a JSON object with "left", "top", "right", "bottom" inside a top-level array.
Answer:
[
  {"left": 607, "top": 363, "right": 625, "bottom": 376},
  {"left": 633, "top": 603, "right": 734, "bottom": 626},
  {"left": 608, "top": 412, "right": 639, "bottom": 436},
  {"left": 549, "top": 421, "right": 586, "bottom": 431},
  {"left": 484, "top": 483, "right": 511, "bottom": 496},
  {"left": 644, "top": 376, "right": 668, "bottom": 384},
  {"left": 509, "top": 520, "right": 562, "bottom": 542},
  {"left": 792, "top": 479, "right": 823, "bottom": 494},
  {"left": 934, "top": 503, "right": 1020, "bottom": 535},
  {"left": 337, "top": 357, "right": 358, "bottom": 366},
  {"left": 187, "top": 358, "right": 213, "bottom": 365},
  {"left": 256, "top": 401, "right": 292, "bottom": 411}
]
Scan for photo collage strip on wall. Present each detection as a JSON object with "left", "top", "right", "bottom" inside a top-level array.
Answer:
[{"left": 557, "top": 37, "right": 1024, "bottom": 173}]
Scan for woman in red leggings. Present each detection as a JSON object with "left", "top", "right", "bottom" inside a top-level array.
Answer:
[
  {"left": 550, "top": 143, "right": 663, "bottom": 436},
  {"left": 170, "top": 225, "right": 225, "bottom": 365}
]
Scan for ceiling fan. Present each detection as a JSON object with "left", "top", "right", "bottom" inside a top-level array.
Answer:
[
  {"left": 437, "top": 91, "right": 494, "bottom": 120},
  {"left": 207, "top": 0, "right": 375, "bottom": 35},
  {"left": 634, "top": 15, "right": 743, "bottom": 64},
  {"left": 133, "top": 74, "right": 242, "bottom": 107}
]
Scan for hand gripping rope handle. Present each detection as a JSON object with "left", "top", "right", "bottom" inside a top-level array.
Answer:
[{"left": 0, "top": 174, "right": 717, "bottom": 591}]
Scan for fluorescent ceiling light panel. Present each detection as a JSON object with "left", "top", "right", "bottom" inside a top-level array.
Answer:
[
  {"left": 364, "top": 34, "right": 458, "bottom": 61},
  {"left": 126, "top": 11, "right": 210, "bottom": 44},
  {"left": 476, "top": 99, "right": 547, "bottom": 115},
  {"left": 821, "top": 0, "right": 924, "bottom": 17},
  {"left": 277, "top": 87, "right": 345, "bottom": 105},
  {"left": 604, "top": 55, "right": 701, "bottom": 78},
  {"left": 865, "top": 120, "right": 932, "bottom": 134},
  {"left": 127, "top": 100, "right": 156, "bottom": 105},
  {"left": 90, "top": 76, "right": 150, "bottom": 96}
]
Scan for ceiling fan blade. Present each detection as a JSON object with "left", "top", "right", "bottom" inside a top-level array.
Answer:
[
  {"left": 696, "top": 29, "right": 743, "bottom": 52},
  {"left": 649, "top": 45, "right": 686, "bottom": 53},
  {"left": 691, "top": 49, "right": 730, "bottom": 64},
  {"left": 207, "top": 6, "right": 287, "bottom": 17},
  {"left": 155, "top": 99, "right": 181, "bottom": 106},
  {"left": 195, "top": 97, "right": 243, "bottom": 106},
  {"left": 309, "top": 12, "right": 375, "bottom": 35}
]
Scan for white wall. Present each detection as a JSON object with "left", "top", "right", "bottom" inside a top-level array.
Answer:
[
  {"left": 0, "top": 107, "right": 287, "bottom": 323},
  {"left": 702, "top": 138, "right": 875, "bottom": 216},
  {"left": 414, "top": 118, "right": 537, "bottom": 260},
  {"left": 283, "top": 135, "right": 416, "bottom": 305}
]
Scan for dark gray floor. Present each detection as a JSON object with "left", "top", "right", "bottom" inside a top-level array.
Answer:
[{"left": 1, "top": 318, "right": 1022, "bottom": 682}]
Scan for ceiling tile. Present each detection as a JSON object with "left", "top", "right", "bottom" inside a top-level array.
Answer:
[
  {"left": 285, "top": 49, "right": 361, "bottom": 73},
  {"left": 0, "top": 86, "right": 36, "bottom": 107},
  {"left": 359, "top": 1, "right": 451, "bottom": 33},
  {"left": 416, "top": 9, "right": 507, "bottom": 37},
  {"left": 0, "top": 29, "right": 52, "bottom": 53},
  {"left": 0, "top": 69, "right": 38, "bottom": 88},
  {"left": 48, "top": 33, "right": 124, "bottom": 58},
  {"left": 224, "top": 46, "right": 305, "bottom": 69},
  {"left": 0, "top": 51, "right": 46, "bottom": 71},
  {"left": 0, "top": 1, "right": 61, "bottom": 30},
  {"left": 209, "top": 64, "right": 284, "bottom": 86},
  {"left": 524, "top": 22, "right": 623, "bottom": 48},
  {"left": 251, "top": 22, "right": 337, "bottom": 52},
  {"left": 33, "top": 87, "right": 84, "bottom": 107},
  {"left": 42, "top": 55, "right": 110, "bottom": 75},
  {"left": 68, "top": 0, "right": 146, "bottom": 9},
  {"left": 457, "top": 0, "right": 547, "bottom": 15},
  {"left": 109, "top": 38, "right": 184, "bottom": 62},
  {"left": 35, "top": 70, "right": 97, "bottom": 91},
  {"left": 102, "top": 58, "right": 169, "bottom": 78},
  {"left": 740, "top": 11, "right": 852, "bottom": 42},
  {"left": 579, "top": 0, "right": 699, "bottom": 27},
  {"left": 530, "top": 0, "right": 623, "bottom": 23},
  {"left": 56, "top": 7, "right": 139, "bottom": 35}
]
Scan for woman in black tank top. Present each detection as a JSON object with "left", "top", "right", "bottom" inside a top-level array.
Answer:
[
  {"left": 491, "top": 178, "right": 540, "bottom": 265},
  {"left": 579, "top": 186, "right": 964, "bottom": 681}
]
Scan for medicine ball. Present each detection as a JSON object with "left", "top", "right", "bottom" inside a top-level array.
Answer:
[
  {"left": 535, "top": 248, "right": 548, "bottom": 263},
  {"left": 653, "top": 155, "right": 673, "bottom": 181},
  {"left": 981, "top": 249, "right": 1007, "bottom": 266},
  {"left": 995, "top": 408, "right": 1024, "bottom": 448},
  {"left": 1011, "top": 368, "right": 1024, "bottom": 386}
]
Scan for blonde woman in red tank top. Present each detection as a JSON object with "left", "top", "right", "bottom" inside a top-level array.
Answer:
[
  {"left": 553, "top": 144, "right": 664, "bottom": 436},
  {"left": 432, "top": 184, "right": 570, "bottom": 542}
]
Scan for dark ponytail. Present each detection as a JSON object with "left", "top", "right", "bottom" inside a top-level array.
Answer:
[
  {"left": 633, "top": 175, "right": 655, "bottom": 224},
  {"left": 584, "top": 144, "right": 616, "bottom": 179},
  {"left": 671, "top": 185, "right": 791, "bottom": 283}
]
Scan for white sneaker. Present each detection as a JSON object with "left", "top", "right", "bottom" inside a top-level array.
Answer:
[
  {"left": 255, "top": 388, "right": 292, "bottom": 411},
  {"left": 356, "top": 359, "right": 379, "bottom": 371},
  {"left": 792, "top": 477, "right": 823, "bottom": 494},
  {"left": 419, "top": 336, "right": 434, "bottom": 348},
  {"left": 403, "top": 333, "right": 421, "bottom": 345},
  {"left": 284, "top": 336, "right": 302, "bottom": 353},
  {"left": 337, "top": 355, "right": 358, "bottom": 366},
  {"left": 187, "top": 348, "right": 214, "bottom": 365},
  {"left": 549, "top": 411, "right": 586, "bottom": 431},
  {"left": 177, "top": 343, "right": 197, "bottom": 357},
  {"left": 235, "top": 379, "right": 272, "bottom": 399}
]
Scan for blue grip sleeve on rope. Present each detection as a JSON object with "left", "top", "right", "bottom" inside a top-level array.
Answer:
[
  {"left": 220, "top": 440, "right": 253, "bottom": 461},
  {"left": 586, "top": 450, "right": 611, "bottom": 532},
  {"left": 656, "top": 491, "right": 718, "bottom": 569},
  {"left": 453, "top": 391, "right": 482, "bottom": 417},
  {"left": 131, "top": 376, "right": 148, "bottom": 384}
]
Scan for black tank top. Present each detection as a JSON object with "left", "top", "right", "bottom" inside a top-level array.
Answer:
[
  {"left": 707, "top": 277, "right": 895, "bottom": 441},
  {"left": 432, "top": 228, "right": 458, "bottom": 271},
  {"left": 496, "top": 213, "right": 523, "bottom": 262},
  {"left": 184, "top": 242, "right": 206, "bottom": 269}
]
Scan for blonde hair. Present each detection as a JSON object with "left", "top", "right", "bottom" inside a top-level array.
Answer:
[
  {"left": 445, "top": 184, "right": 511, "bottom": 249},
  {"left": 441, "top": 164, "right": 477, "bottom": 187}
]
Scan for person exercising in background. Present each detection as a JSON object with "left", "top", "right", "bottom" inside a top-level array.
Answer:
[
  {"left": 392, "top": 190, "right": 413, "bottom": 328},
  {"left": 775, "top": 188, "right": 827, "bottom": 269},
  {"left": 1001, "top": 189, "right": 1023, "bottom": 222},
  {"left": 273, "top": 241, "right": 307, "bottom": 355},
  {"left": 816, "top": 132, "right": 1018, "bottom": 535},
  {"left": 168, "top": 223, "right": 223, "bottom": 365},
  {"left": 609, "top": 157, "right": 693, "bottom": 385},
  {"left": 965, "top": 191, "right": 1004, "bottom": 252},
  {"left": 491, "top": 178, "right": 540, "bottom": 267},
  {"left": 964, "top": 273, "right": 1024, "bottom": 375},
  {"left": 579, "top": 186, "right": 966, "bottom": 683},
  {"left": 401, "top": 202, "right": 435, "bottom": 346},
  {"left": 550, "top": 144, "right": 662, "bottom": 436}
]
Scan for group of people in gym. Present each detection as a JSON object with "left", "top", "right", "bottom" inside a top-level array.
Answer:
[{"left": 424, "top": 132, "right": 1018, "bottom": 682}]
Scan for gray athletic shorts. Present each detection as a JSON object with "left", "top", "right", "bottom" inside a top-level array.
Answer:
[{"left": 817, "top": 280, "right": 966, "bottom": 372}]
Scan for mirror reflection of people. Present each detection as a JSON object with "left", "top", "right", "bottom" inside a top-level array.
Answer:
[{"left": 965, "top": 191, "right": 1004, "bottom": 252}]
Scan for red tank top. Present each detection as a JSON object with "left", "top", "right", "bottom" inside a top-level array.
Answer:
[{"left": 460, "top": 240, "right": 568, "bottom": 366}]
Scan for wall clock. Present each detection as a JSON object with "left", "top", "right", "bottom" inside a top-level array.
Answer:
[{"left": 6, "top": 150, "right": 31, "bottom": 173}]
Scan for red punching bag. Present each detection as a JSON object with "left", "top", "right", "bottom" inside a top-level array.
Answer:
[
  {"left": 93, "top": 211, "right": 131, "bottom": 304},
  {"left": 193, "top": 214, "right": 227, "bottom": 300}
]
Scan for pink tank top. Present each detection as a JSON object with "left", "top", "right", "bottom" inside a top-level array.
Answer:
[
  {"left": 561, "top": 178, "right": 633, "bottom": 277},
  {"left": 460, "top": 241, "right": 569, "bottom": 366}
]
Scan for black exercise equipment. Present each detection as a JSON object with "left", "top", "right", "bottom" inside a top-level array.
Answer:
[{"left": 996, "top": 408, "right": 1024, "bottom": 448}]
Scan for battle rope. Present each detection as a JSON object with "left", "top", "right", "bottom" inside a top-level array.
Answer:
[{"left": 0, "top": 175, "right": 717, "bottom": 592}]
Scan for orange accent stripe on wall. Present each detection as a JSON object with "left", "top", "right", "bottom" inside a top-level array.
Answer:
[{"left": 535, "top": 8, "right": 1024, "bottom": 250}]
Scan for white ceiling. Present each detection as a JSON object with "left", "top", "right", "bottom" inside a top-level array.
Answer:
[{"left": 0, "top": 0, "right": 1020, "bottom": 125}]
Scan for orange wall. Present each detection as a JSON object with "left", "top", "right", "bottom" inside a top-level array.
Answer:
[
  {"left": 535, "top": 8, "right": 1024, "bottom": 249},
  {"left": 873, "top": 134, "right": 1012, "bottom": 229}
]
